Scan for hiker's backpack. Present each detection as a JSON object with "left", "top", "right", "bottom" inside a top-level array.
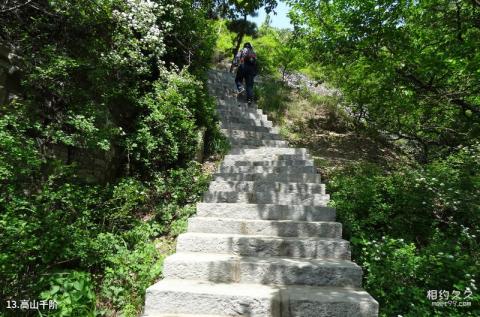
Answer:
[{"left": 243, "top": 48, "right": 257, "bottom": 66}]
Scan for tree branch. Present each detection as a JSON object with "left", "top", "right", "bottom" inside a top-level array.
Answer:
[
  {"left": 396, "top": 67, "right": 480, "bottom": 116},
  {"left": 0, "top": 0, "right": 33, "bottom": 13}
]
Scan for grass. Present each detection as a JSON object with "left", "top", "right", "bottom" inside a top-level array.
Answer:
[{"left": 255, "top": 77, "right": 409, "bottom": 180}]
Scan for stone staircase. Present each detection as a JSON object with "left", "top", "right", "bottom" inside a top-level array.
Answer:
[{"left": 143, "top": 70, "right": 379, "bottom": 317}]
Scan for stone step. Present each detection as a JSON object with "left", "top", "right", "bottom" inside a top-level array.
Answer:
[
  {"left": 217, "top": 109, "right": 267, "bottom": 121},
  {"left": 213, "top": 88, "right": 236, "bottom": 96},
  {"left": 227, "top": 147, "right": 308, "bottom": 156},
  {"left": 217, "top": 106, "right": 265, "bottom": 115},
  {"left": 144, "top": 71, "right": 379, "bottom": 317},
  {"left": 230, "top": 144, "right": 288, "bottom": 150},
  {"left": 213, "top": 172, "right": 321, "bottom": 183},
  {"left": 217, "top": 106, "right": 263, "bottom": 116},
  {"left": 144, "top": 279, "right": 280, "bottom": 317},
  {"left": 217, "top": 101, "right": 261, "bottom": 111},
  {"left": 218, "top": 113, "right": 269, "bottom": 123},
  {"left": 145, "top": 314, "right": 229, "bottom": 317},
  {"left": 145, "top": 279, "right": 378, "bottom": 317},
  {"left": 220, "top": 129, "right": 283, "bottom": 140},
  {"left": 145, "top": 315, "right": 228, "bottom": 317},
  {"left": 208, "top": 180, "right": 325, "bottom": 194},
  {"left": 223, "top": 153, "right": 312, "bottom": 162},
  {"left": 220, "top": 122, "right": 275, "bottom": 133},
  {"left": 283, "top": 285, "right": 379, "bottom": 316},
  {"left": 218, "top": 107, "right": 264, "bottom": 114},
  {"left": 220, "top": 116, "right": 273, "bottom": 127},
  {"left": 228, "top": 139, "right": 289, "bottom": 148},
  {"left": 209, "top": 81, "right": 233, "bottom": 88},
  {"left": 188, "top": 217, "right": 341, "bottom": 238},
  {"left": 163, "top": 253, "right": 362, "bottom": 287},
  {"left": 203, "top": 191, "right": 329, "bottom": 205},
  {"left": 176, "top": 232, "right": 351, "bottom": 260},
  {"left": 196, "top": 203, "right": 336, "bottom": 222},
  {"left": 216, "top": 165, "right": 316, "bottom": 174},
  {"left": 220, "top": 159, "right": 314, "bottom": 167}
]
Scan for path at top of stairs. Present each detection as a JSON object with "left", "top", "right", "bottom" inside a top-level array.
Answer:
[{"left": 143, "top": 69, "right": 379, "bottom": 317}]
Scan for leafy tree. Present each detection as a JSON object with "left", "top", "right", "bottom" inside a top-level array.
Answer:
[
  {"left": 256, "top": 23, "right": 307, "bottom": 79},
  {"left": 203, "top": 0, "right": 279, "bottom": 70},
  {"left": 0, "top": 0, "right": 224, "bottom": 315},
  {"left": 288, "top": 0, "right": 480, "bottom": 161},
  {"left": 204, "top": 0, "right": 278, "bottom": 19}
]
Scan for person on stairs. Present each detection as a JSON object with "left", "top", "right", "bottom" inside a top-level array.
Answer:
[{"left": 233, "top": 42, "right": 258, "bottom": 104}]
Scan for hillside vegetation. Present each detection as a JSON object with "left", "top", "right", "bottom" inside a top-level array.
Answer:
[
  {"left": 0, "top": 1, "right": 227, "bottom": 316},
  {"left": 215, "top": 2, "right": 480, "bottom": 315}
]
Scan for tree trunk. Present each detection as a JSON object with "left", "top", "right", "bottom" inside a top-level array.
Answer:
[{"left": 230, "top": 15, "right": 247, "bottom": 73}]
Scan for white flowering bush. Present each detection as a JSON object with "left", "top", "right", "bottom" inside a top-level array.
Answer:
[
  {"left": 1, "top": 0, "right": 221, "bottom": 316},
  {"left": 110, "top": 0, "right": 174, "bottom": 74}
]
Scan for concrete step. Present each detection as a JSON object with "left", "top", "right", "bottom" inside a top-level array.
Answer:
[
  {"left": 145, "top": 279, "right": 378, "bottom": 317},
  {"left": 188, "top": 217, "right": 341, "bottom": 238},
  {"left": 213, "top": 172, "right": 321, "bottom": 183},
  {"left": 220, "top": 159, "right": 314, "bottom": 167},
  {"left": 196, "top": 203, "right": 336, "bottom": 222},
  {"left": 203, "top": 191, "right": 329, "bottom": 205},
  {"left": 228, "top": 139, "right": 289, "bottom": 148},
  {"left": 220, "top": 129, "right": 283, "bottom": 140},
  {"left": 208, "top": 180, "right": 325, "bottom": 194},
  {"left": 176, "top": 232, "right": 351, "bottom": 260},
  {"left": 144, "top": 279, "right": 280, "bottom": 317},
  {"left": 163, "top": 253, "right": 362, "bottom": 287},
  {"left": 216, "top": 165, "right": 316, "bottom": 174}
]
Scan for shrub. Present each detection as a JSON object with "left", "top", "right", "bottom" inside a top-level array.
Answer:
[
  {"left": 40, "top": 271, "right": 96, "bottom": 317},
  {"left": 329, "top": 143, "right": 480, "bottom": 316}
]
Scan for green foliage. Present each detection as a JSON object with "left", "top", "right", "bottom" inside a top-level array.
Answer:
[
  {"left": 214, "top": 19, "right": 239, "bottom": 58},
  {"left": 329, "top": 143, "right": 480, "bottom": 316},
  {"left": 130, "top": 74, "right": 199, "bottom": 171},
  {"left": 152, "top": 162, "right": 211, "bottom": 234},
  {"left": 163, "top": 0, "right": 218, "bottom": 73},
  {"left": 40, "top": 271, "right": 96, "bottom": 317},
  {"left": 254, "top": 23, "right": 307, "bottom": 78},
  {"left": 206, "top": 0, "right": 278, "bottom": 18},
  {"left": 0, "top": 160, "right": 210, "bottom": 316},
  {"left": 214, "top": 18, "right": 309, "bottom": 77},
  {"left": 98, "top": 231, "right": 164, "bottom": 317},
  {"left": 129, "top": 70, "right": 220, "bottom": 175},
  {"left": 0, "top": 104, "right": 42, "bottom": 183},
  {"left": 255, "top": 80, "right": 292, "bottom": 121},
  {"left": 0, "top": 0, "right": 224, "bottom": 316},
  {"left": 205, "top": 124, "right": 231, "bottom": 157},
  {"left": 107, "top": 178, "right": 149, "bottom": 231},
  {"left": 289, "top": 0, "right": 480, "bottom": 160}
]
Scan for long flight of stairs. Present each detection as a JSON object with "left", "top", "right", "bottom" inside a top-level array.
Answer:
[{"left": 143, "top": 70, "right": 379, "bottom": 317}]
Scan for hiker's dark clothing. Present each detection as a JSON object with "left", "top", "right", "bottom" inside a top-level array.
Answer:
[
  {"left": 234, "top": 47, "right": 257, "bottom": 102},
  {"left": 235, "top": 63, "right": 255, "bottom": 101}
]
